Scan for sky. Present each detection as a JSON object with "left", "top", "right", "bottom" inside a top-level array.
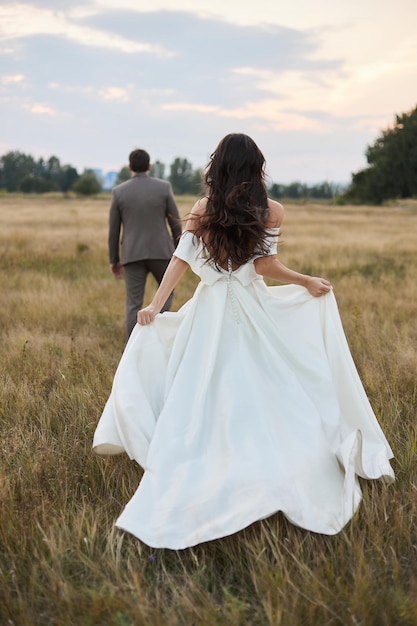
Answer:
[{"left": 1, "top": 0, "right": 416, "bottom": 184}]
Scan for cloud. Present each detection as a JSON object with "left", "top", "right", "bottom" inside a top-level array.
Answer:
[
  {"left": 98, "top": 86, "right": 130, "bottom": 102},
  {"left": 0, "top": 4, "right": 176, "bottom": 57},
  {"left": 24, "top": 102, "right": 56, "bottom": 114},
  {"left": 161, "top": 103, "right": 220, "bottom": 115},
  {"left": 0, "top": 8, "right": 337, "bottom": 119},
  {"left": 2, "top": 73, "right": 25, "bottom": 84},
  {"left": 161, "top": 100, "right": 323, "bottom": 132},
  {"left": 84, "top": 9, "right": 336, "bottom": 73},
  {"left": 76, "top": 8, "right": 342, "bottom": 117}
]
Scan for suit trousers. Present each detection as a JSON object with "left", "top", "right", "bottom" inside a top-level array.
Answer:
[{"left": 123, "top": 259, "right": 174, "bottom": 337}]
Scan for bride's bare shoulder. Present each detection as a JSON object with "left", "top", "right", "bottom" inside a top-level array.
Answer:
[
  {"left": 185, "top": 197, "right": 208, "bottom": 231},
  {"left": 266, "top": 199, "right": 284, "bottom": 228},
  {"left": 192, "top": 197, "right": 208, "bottom": 215}
]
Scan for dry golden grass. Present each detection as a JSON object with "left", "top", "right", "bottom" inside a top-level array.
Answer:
[{"left": 1, "top": 193, "right": 417, "bottom": 625}]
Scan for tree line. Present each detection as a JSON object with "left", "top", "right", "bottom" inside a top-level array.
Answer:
[
  {"left": 0, "top": 152, "right": 205, "bottom": 196},
  {"left": 0, "top": 151, "right": 343, "bottom": 199},
  {"left": 1, "top": 104, "right": 416, "bottom": 202},
  {"left": 115, "top": 157, "right": 204, "bottom": 195},
  {"left": 0, "top": 152, "right": 101, "bottom": 195},
  {"left": 269, "top": 181, "right": 344, "bottom": 201}
]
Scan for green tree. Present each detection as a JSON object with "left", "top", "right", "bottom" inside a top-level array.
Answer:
[
  {"left": 270, "top": 181, "right": 343, "bottom": 201},
  {"left": 0, "top": 151, "right": 80, "bottom": 193},
  {"left": 169, "top": 157, "right": 193, "bottom": 194},
  {"left": 309, "top": 182, "right": 334, "bottom": 200},
  {"left": 0, "top": 151, "right": 35, "bottom": 191},
  {"left": 115, "top": 166, "right": 131, "bottom": 186},
  {"left": 188, "top": 168, "right": 204, "bottom": 195},
  {"left": 269, "top": 183, "right": 286, "bottom": 199},
  {"left": 44, "top": 156, "right": 61, "bottom": 184},
  {"left": 72, "top": 170, "right": 102, "bottom": 196},
  {"left": 150, "top": 160, "right": 165, "bottom": 179},
  {"left": 19, "top": 176, "right": 58, "bottom": 193},
  {"left": 344, "top": 104, "right": 417, "bottom": 204},
  {"left": 58, "top": 165, "right": 79, "bottom": 192},
  {"left": 33, "top": 157, "right": 46, "bottom": 179},
  {"left": 286, "top": 182, "right": 307, "bottom": 199}
]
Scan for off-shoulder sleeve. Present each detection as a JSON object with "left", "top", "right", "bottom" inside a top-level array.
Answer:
[
  {"left": 253, "top": 228, "right": 279, "bottom": 259},
  {"left": 173, "top": 230, "right": 196, "bottom": 264}
]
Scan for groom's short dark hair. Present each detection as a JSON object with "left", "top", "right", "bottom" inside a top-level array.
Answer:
[{"left": 129, "top": 149, "right": 150, "bottom": 173}]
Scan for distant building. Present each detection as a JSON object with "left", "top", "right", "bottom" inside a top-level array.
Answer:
[
  {"left": 102, "top": 171, "right": 118, "bottom": 190},
  {"left": 89, "top": 169, "right": 121, "bottom": 190}
]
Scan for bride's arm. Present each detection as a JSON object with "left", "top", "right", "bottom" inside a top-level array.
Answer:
[
  {"left": 254, "top": 198, "right": 332, "bottom": 297},
  {"left": 254, "top": 256, "right": 332, "bottom": 297},
  {"left": 137, "top": 255, "right": 189, "bottom": 325},
  {"left": 137, "top": 198, "right": 208, "bottom": 325}
]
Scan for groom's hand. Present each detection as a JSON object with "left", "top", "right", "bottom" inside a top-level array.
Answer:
[{"left": 110, "top": 263, "right": 124, "bottom": 279}]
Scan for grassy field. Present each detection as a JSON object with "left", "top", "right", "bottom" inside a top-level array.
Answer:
[{"left": 0, "top": 193, "right": 416, "bottom": 625}]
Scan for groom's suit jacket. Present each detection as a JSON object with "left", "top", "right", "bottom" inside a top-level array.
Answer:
[{"left": 108, "top": 172, "right": 182, "bottom": 266}]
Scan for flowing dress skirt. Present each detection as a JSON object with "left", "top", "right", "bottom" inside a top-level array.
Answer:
[{"left": 93, "top": 255, "right": 394, "bottom": 549}]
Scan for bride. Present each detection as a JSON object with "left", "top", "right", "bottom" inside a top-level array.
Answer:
[{"left": 93, "top": 133, "right": 394, "bottom": 549}]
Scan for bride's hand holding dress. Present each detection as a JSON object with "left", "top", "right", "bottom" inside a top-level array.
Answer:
[{"left": 137, "top": 255, "right": 189, "bottom": 326}]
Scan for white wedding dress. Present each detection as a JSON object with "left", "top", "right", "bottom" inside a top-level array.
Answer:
[{"left": 93, "top": 230, "right": 394, "bottom": 549}]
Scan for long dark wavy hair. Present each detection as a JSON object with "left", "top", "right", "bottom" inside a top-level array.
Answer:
[{"left": 193, "top": 133, "right": 271, "bottom": 269}]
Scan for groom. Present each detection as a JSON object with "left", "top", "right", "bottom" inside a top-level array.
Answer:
[{"left": 108, "top": 149, "right": 182, "bottom": 337}]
